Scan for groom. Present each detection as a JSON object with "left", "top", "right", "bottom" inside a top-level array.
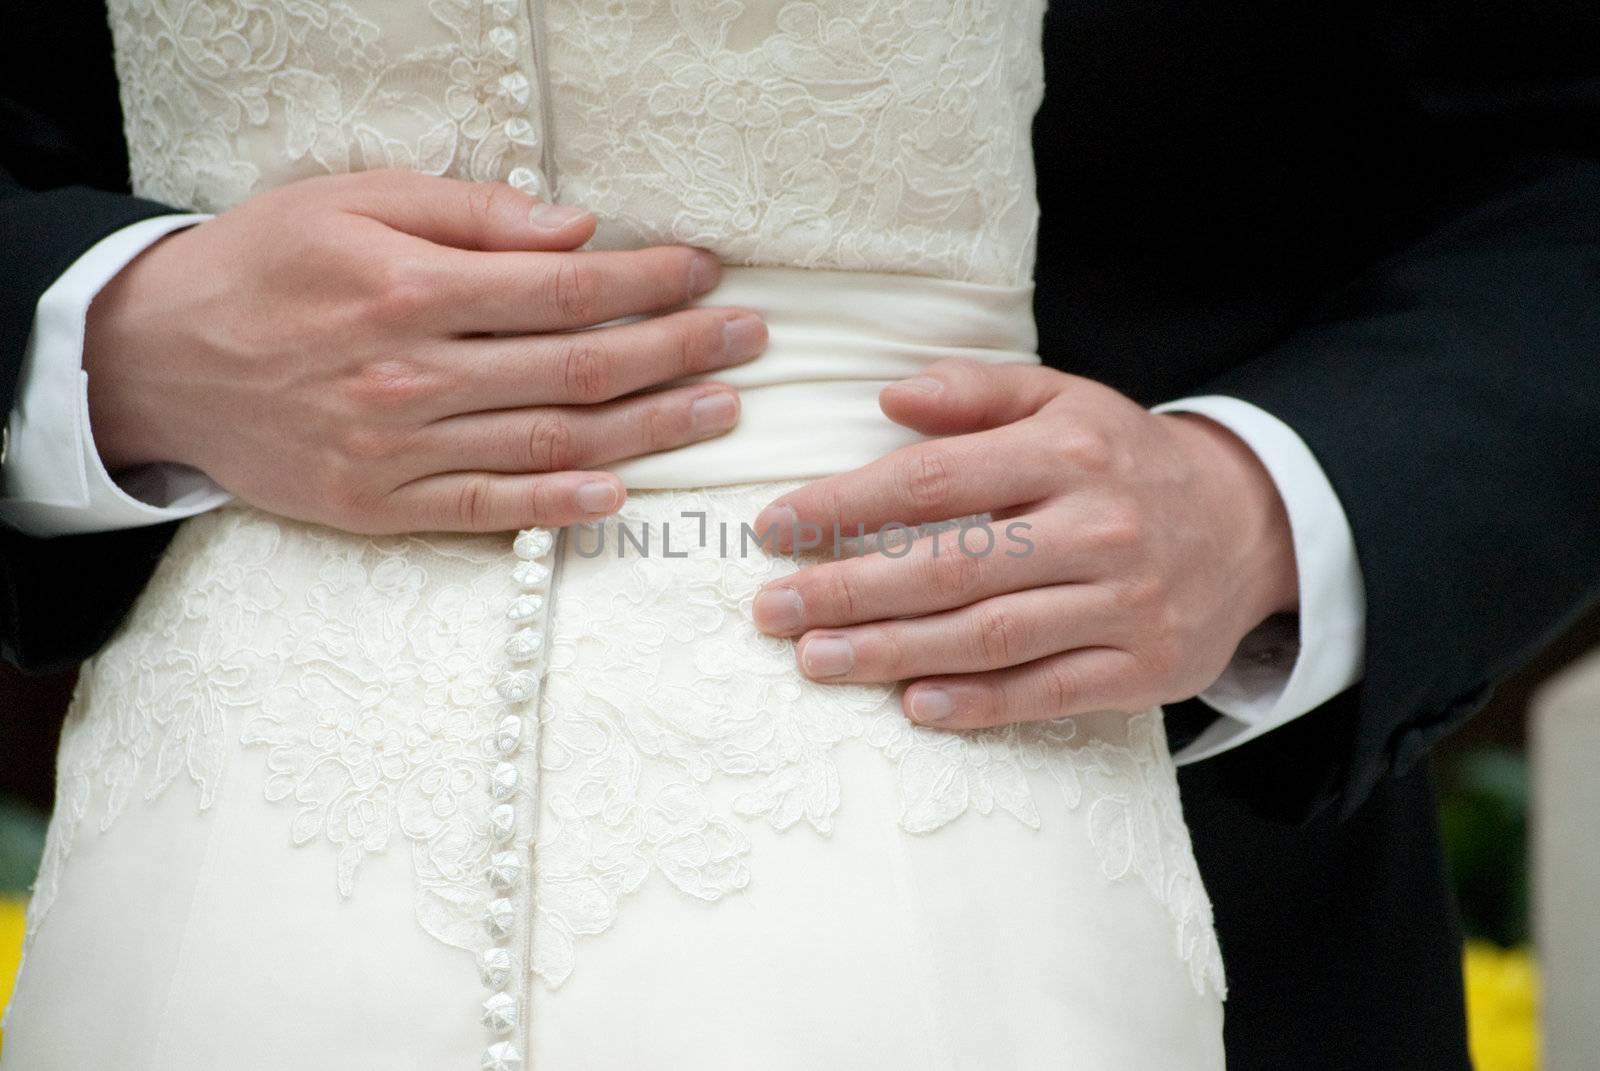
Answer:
[{"left": 4, "top": 2, "right": 1598, "bottom": 1068}]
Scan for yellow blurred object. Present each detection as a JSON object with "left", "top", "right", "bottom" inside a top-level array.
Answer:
[
  {"left": 1464, "top": 941, "right": 1540, "bottom": 1071},
  {"left": 0, "top": 896, "right": 27, "bottom": 1050}
]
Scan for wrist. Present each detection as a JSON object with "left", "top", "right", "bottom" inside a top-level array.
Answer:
[
  {"left": 82, "top": 228, "right": 192, "bottom": 472},
  {"left": 1161, "top": 411, "right": 1299, "bottom": 624}
]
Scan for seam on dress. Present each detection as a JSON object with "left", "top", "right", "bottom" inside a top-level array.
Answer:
[
  {"left": 150, "top": 738, "right": 238, "bottom": 1069},
  {"left": 878, "top": 744, "right": 960, "bottom": 1071}
]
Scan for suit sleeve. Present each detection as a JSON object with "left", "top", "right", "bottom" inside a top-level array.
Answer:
[
  {"left": 1, "top": 0, "right": 185, "bottom": 671},
  {"left": 1193, "top": 2, "right": 1600, "bottom": 820}
]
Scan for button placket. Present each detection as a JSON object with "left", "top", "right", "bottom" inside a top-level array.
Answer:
[
  {"left": 473, "top": 0, "right": 557, "bottom": 1055},
  {"left": 476, "top": 524, "right": 556, "bottom": 1071},
  {"left": 475, "top": 0, "right": 552, "bottom": 197}
]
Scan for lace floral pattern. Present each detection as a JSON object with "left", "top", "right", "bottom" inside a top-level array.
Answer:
[
  {"left": 545, "top": 0, "right": 1045, "bottom": 283},
  {"left": 29, "top": 488, "right": 1224, "bottom": 1000},
  {"left": 107, "top": 0, "right": 551, "bottom": 210},
  {"left": 105, "top": 0, "right": 1044, "bottom": 284},
  {"left": 28, "top": 509, "right": 528, "bottom": 958},
  {"left": 533, "top": 485, "right": 1222, "bottom": 995}
]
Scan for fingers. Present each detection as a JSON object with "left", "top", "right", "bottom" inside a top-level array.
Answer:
[
  {"left": 339, "top": 170, "right": 597, "bottom": 252},
  {"left": 435, "top": 306, "right": 766, "bottom": 412},
  {"left": 878, "top": 359, "right": 1066, "bottom": 436},
  {"left": 752, "top": 511, "right": 1081, "bottom": 636},
  {"left": 900, "top": 647, "right": 1144, "bottom": 730},
  {"left": 793, "top": 584, "right": 1112, "bottom": 683},
  {"left": 382, "top": 469, "right": 627, "bottom": 534},
  {"left": 430, "top": 244, "right": 724, "bottom": 334},
  {"left": 416, "top": 384, "right": 740, "bottom": 474},
  {"left": 751, "top": 426, "right": 1058, "bottom": 552}
]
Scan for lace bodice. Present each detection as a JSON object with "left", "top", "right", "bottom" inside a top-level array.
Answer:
[{"left": 107, "top": 0, "right": 1044, "bottom": 285}]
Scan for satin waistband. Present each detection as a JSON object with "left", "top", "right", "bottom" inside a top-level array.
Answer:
[{"left": 605, "top": 266, "right": 1039, "bottom": 488}]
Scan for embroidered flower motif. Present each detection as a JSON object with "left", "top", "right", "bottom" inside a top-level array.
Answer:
[
  {"left": 49, "top": 0, "right": 1220, "bottom": 1002},
  {"left": 30, "top": 487, "right": 1224, "bottom": 1001},
  {"left": 107, "top": 0, "right": 548, "bottom": 207}
]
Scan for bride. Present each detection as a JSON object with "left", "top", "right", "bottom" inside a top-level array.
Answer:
[{"left": 3, "top": 0, "right": 1226, "bottom": 1066}]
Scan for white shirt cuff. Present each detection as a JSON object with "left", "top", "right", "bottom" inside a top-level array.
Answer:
[
  {"left": 0, "top": 213, "right": 231, "bottom": 537},
  {"left": 1151, "top": 394, "right": 1367, "bottom": 763}
]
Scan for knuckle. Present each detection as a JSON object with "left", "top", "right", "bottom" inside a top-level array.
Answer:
[
  {"left": 895, "top": 448, "right": 956, "bottom": 511},
  {"left": 972, "top": 605, "right": 1023, "bottom": 666},
  {"left": 870, "top": 627, "right": 908, "bottom": 675},
  {"left": 964, "top": 683, "right": 1004, "bottom": 726},
  {"left": 644, "top": 398, "right": 681, "bottom": 449},
  {"left": 551, "top": 259, "right": 601, "bottom": 323},
  {"left": 1056, "top": 427, "right": 1113, "bottom": 472},
  {"left": 673, "top": 316, "right": 713, "bottom": 376},
  {"left": 464, "top": 181, "right": 511, "bottom": 232},
  {"left": 452, "top": 474, "right": 496, "bottom": 529},
  {"left": 927, "top": 545, "right": 983, "bottom": 599},
  {"left": 1040, "top": 660, "right": 1080, "bottom": 714},
  {"left": 365, "top": 257, "right": 435, "bottom": 326},
  {"left": 348, "top": 357, "right": 433, "bottom": 410},
  {"left": 555, "top": 336, "right": 613, "bottom": 401},
  {"left": 518, "top": 477, "right": 556, "bottom": 526},
  {"left": 522, "top": 417, "right": 577, "bottom": 471},
  {"left": 1095, "top": 501, "right": 1146, "bottom": 553},
  {"left": 821, "top": 568, "right": 862, "bottom": 622}
]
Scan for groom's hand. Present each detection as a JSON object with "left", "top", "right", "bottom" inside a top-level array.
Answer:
[
  {"left": 751, "top": 360, "right": 1299, "bottom": 729},
  {"left": 82, "top": 170, "right": 766, "bottom": 533}
]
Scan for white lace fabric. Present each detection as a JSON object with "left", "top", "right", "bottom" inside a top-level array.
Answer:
[
  {"left": 10, "top": 488, "right": 1223, "bottom": 1066},
  {"left": 107, "top": 0, "right": 1041, "bottom": 285},
  {"left": 3, "top": 1, "right": 1227, "bottom": 1065}
]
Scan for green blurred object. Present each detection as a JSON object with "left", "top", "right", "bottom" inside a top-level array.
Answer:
[
  {"left": 1439, "top": 748, "right": 1530, "bottom": 948},
  {"left": 0, "top": 796, "right": 47, "bottom": 895}
]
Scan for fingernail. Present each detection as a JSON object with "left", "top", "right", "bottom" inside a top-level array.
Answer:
[
  {"left": 801, "top": 635, "right": 854, "bottom": 678},
  {"left": 576, "top": 479, "right": 620, "bottom": 514},
  {"left": 753, "top": 504, "right": 797, "bottom": 541},
  {"left": 528, "top": 203, "right": 591, "bottom": 232},
  {"left": 890, "top": 375, "right": 944, "bottom": 396},
  {"left": 753, "top": 587, "right": 806, "bottom": 633},
  {"left": 687, "top": 252, "right": 720, "bottom": 298},
  {"left": 691, "top": 392, "right": 738, "bottom": 437},
  {"left": 721, "top": 313, "right": 766, "bottom": 362},
  {"left": 909, "top": 687, "right": 955, "bottom": 724}
]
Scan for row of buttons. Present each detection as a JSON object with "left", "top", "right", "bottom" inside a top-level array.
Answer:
[
  {"left": 476, "top": 5, "right": 553, "bottom": 1064},
  {"left": 477, "top": 525, "right": 556, "bottom": 1070}
]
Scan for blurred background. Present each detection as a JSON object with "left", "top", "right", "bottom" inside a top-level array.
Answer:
[{"left": 5, "top": 605, "right": 1599, "bottom": 1069}]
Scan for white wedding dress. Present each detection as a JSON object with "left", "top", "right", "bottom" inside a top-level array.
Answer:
[{"left": 3, "top": 0, "right": 1226, "bottom": 1067}]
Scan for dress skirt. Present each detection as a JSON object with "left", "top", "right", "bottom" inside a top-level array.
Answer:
[{"left": 4, "top": 480, "right": 1224, "bottom": 1069}]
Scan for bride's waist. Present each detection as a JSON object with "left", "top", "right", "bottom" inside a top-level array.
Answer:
[{"left": 606, "top": 266, "right": 1039, "bottom": 488}]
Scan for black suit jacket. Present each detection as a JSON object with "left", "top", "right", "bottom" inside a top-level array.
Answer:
[{"left": 5, "top": 2, "right": 1599, "bottom": 1068}]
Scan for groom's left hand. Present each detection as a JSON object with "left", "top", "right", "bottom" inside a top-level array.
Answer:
[{"left": 751, "top": 359, "right": 1300, "bottom": 729}]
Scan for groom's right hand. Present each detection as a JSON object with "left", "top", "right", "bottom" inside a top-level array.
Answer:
[{"left": 78, "top": 170, "right": 765, "bottom": 533}]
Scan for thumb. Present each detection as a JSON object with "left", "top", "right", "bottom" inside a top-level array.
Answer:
[
  {"left": 879, "top": 359, "right": 1063, "bottom": 435},
  {"left": 340, "top": 169, "right": 596, "bottom": 252}
]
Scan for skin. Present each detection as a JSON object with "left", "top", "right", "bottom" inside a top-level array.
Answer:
[
  {"left": 751, "top": 359, "right": 1300, "bottom": 731},
  {"left": 82, "top": 170, "right": 1291, "bottom": 729},
  {"left": 82, "top": 169, "right": 768, "bottom": 533}
]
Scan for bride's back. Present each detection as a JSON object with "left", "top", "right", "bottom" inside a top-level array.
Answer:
[
  {"left": 2, "top": 5, "right": 1225, "bottom": 1069},
  {"left": 109, "top": 0, "right": 1043, "bottom": 284}
]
